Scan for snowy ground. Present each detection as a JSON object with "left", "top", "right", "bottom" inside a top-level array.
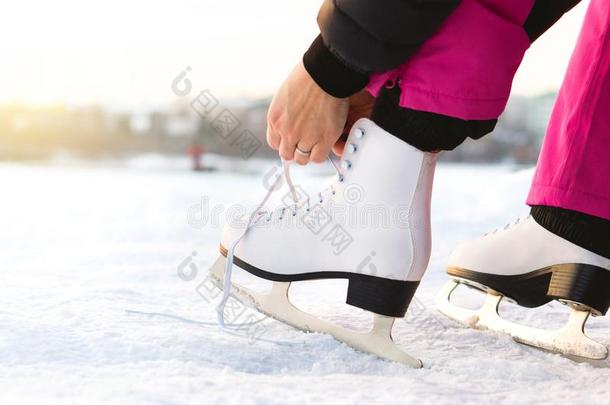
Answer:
[{"left": 1, "top": 159, "right": 608, "bottom": 404}]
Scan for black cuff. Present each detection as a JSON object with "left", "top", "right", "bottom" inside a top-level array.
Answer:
[
  {"left": 371, "top": 86, "right": 498, "bottom": 152},
  {"left": 303, "top": 34, "right": 369, "bottom": 98},
  {"left": 531, "top": 205, "right": 610, "bottom": 259}
]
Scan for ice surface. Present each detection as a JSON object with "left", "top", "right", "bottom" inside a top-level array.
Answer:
[{"left": 1, "top": 160, "right": 608, "bottom": 404}]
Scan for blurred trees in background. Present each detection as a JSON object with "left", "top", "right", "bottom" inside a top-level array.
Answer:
[{"left": 0, "top": 93, "right": 555, "bottom": 163}]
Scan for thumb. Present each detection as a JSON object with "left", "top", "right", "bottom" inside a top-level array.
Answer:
[{"left": 332, "top": 136, "right": 347, "bottom": 157}]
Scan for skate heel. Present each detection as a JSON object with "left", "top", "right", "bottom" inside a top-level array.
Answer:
[
  {"left": 547, "top": 263, "right": 610, "bottom": 315},
  {"left": 346, "top": 275, "right": 419, "bottom": 318}
]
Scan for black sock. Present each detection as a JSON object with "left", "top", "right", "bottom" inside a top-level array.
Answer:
[{"left": 371, "top": 85, "right": 497, "bottom": 151}]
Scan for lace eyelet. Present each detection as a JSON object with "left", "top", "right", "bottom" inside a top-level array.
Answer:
[
  {"left": 347, "top": 143, "right": 357, "bottom": 154},
  {"left": 354, "top": 128, "right": 365, "bottom": 138},
  {"left": 341, "top": 160, "right": 352, "bottom": 170}
]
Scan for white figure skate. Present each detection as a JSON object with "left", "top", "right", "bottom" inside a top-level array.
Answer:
[
  {"left": 209, "top": 118, "right": 437, "bottom": 367},
  {"left": 436, "top": 215, "right": 610, "bottom": 360}
]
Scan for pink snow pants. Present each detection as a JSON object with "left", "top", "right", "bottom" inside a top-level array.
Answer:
[
  {"left": 527, "top": 0, "right": 610, "bottom": 220},
  {"left": 367, "top": 0, "right": 610, "bottom": 220}
]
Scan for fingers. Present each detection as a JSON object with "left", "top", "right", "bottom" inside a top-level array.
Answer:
[
  {"left": 332, "top": 140, "right": 345, "bottom": 157},
  {"left": 266, "top": 122, "right": 280, "bottom": 151},
  {"left": 281, "top": 130, "right": 335, "bottom": 164},
  {"left": 310, "top": 142, "right": 331, "bottom": 164},
  {"left": 279, "top": 135, "right": 329, "bottom": 165},
  {"left": 294, "top": 141, "right": 315, "bottom": 166},
  {"left": 279, "top": 136, "right": 297, "bottom": 161},
  {"left": 332, "top": 133, "right": 348, "bottom": 157},
  {"left": 264, "top": 60, "right": 350, "bottom": 167},
  {"left": 275, "top": 126, "right": 336, "bottom": 164},
  {"left": 270, "top": 118, "right": 314, "bottom": 163}
]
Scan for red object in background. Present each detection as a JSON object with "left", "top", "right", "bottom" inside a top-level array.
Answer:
[{"left": 187, "top": 143, "right": 206, "bottom": 171}]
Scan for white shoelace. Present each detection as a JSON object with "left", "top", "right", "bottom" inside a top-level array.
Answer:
[{"left": 216, "top": 157, "right": 343, "bottom": 326}]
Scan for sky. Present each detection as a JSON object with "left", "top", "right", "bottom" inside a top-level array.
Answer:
[{"left": 0, "top": 0, "right": 589, "bottom": 111}]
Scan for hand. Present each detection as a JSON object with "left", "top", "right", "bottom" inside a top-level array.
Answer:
[
  {"left": 332, "top": 89, "right": 375, "bottom": 157},
  {"left": 266, "top": 61, "right": 349, "bottom": 165}
]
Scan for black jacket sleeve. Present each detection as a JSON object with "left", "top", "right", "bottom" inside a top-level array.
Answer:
[
  {"left": 303, "top": 0, "right": 461, "bottom": 98},
  {"left": 523, "top": 0, "right": 581, "bottom": 42}
]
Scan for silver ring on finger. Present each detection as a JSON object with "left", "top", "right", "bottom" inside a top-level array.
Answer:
[{"left": 295, "top": 145, "right": 312, "bottom": 156}]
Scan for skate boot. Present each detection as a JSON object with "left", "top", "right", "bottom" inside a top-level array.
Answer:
[
  {"left": 436, "top": 215, "right": 610, "bottom": 360},
  {"left": 208, "top": 118, "right": 437, "bottom": 367}
]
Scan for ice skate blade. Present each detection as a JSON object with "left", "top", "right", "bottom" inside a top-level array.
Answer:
[
  {"left": 436, "top": 280, "right": 609, "bottom": 361},
  {"left": 208, "top": 256, "right": 423, "bottom": 368},
  {"left": 435, "top": 279, "right": 481, "bottom": 326}
]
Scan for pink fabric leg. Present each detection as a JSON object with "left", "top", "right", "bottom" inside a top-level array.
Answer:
[{"left": 527, "top": 0, "right": 610, "bottom": 220}]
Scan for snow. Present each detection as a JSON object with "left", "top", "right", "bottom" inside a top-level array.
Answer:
[{"left": 1, "top": 160, "right": 608, "bottom": 404}]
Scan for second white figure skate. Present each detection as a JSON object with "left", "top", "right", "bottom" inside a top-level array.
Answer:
[
  {"left": 208, "top": 118, "right": 437, "bottom": 367},
  {"left": 436, "top": 216, "right": 610, "bottom": 361}
]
